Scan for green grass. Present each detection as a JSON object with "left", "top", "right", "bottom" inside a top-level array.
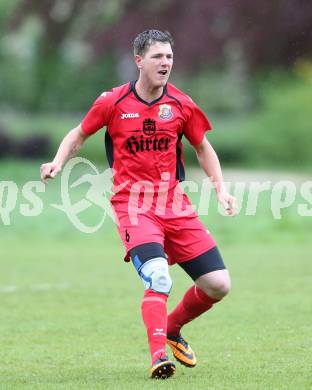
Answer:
[
  {"left": 1, "top": 241, "right": 311, "bottom": 389},
  {"left": 0, "top": 160, "right": 312, "bottom": 389}
]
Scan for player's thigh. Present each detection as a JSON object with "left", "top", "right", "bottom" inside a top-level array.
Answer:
[
  {"left": 112, "top": 200, "right": 164, "bottom": 260},
  {"left": 178, "top": 246, "right": 230, "bottom": 299},
  {"left": 164, "top": 213, "right": 216, "bottom": 265}
]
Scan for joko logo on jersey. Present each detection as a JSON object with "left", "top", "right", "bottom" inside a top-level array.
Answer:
[
  {"left": 121, "top": 112, "right": 140, "bottom": 119},
  {"left": 126, "top": 118, "right": 171, "bottom": 154}
]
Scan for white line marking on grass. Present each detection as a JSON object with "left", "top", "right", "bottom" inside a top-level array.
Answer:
[
  {"left": 0, "top": 285, "right": 18, "bottom": 293},
  {"left": 31, "top": 283, "right": 52, "bottom": 291},
  {"left": 31, "top": 283, "right": 72, "bottom": 291},
  {"left": 55, "top": 282, "right": 71, "bottom": 289},
  {"left": 0, "top": 283, "right": 72, "bottom": 293}
]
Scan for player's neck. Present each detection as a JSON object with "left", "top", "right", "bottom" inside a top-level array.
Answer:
[{"left": 135, "top": 78, "right": 164, "bottom": 103}]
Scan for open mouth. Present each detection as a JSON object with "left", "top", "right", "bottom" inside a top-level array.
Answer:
[{"left": 158, "top": 70, "right": 168, "bottom": 76}]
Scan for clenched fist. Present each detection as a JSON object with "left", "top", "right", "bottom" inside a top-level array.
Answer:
[
  {"left": 40, "top": 162, "right": 61, "bottom": 183},
  {"left": 217, "top": 190, "right": 237, "bottom": 216}
]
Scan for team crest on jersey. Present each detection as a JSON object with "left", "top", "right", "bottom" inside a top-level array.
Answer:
[
  {"left": 159, "top": 104, "right": 173, "bottom": 120},
  {"left": 143, "top": 118, "right": 156, "bottom": 135}
]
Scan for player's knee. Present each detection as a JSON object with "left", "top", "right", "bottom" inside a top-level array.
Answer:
[
  {"left": 215, "top": 279, "right": 231, "bottom": 298},
  {"left": 209, "top": 279, "right": 231, "bottom": 299},
  {"left": 150, "top": 266, "right": 172, "bottom": 294},
  {"left": 139, "top": 257, "right": 172, "bottom": 295},
  {"left": 199, "top": 277, "right": 231, "bottom": 300}
]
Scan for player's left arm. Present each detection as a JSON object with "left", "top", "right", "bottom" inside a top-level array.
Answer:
[{"left": 193, "top": 136, "right": 237, "bottom": 216}]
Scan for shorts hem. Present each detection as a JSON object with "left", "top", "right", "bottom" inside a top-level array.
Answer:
[
  {"left": 123, "top": 239, "right": 164, "bottom": 262},
  {"left": 170, "top": 242, "right": 217, "bottom": 265}
]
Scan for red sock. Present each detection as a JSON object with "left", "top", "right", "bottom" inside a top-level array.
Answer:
[
  {"left": 141, "top": 289, "right": 168, "bottom": 365},
  {"left": 167, "top": 285, "right": 219, "bottom": 337}
]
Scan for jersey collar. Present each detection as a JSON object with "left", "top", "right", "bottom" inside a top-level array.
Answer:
[{"left": 130, "top": 80, "right": 167, "bottom": 106}]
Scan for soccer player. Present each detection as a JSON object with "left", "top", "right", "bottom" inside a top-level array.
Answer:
[{"left": 40, "top": 29, "right": 237, "bottom": 379}]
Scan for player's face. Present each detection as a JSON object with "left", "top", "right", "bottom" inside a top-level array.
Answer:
[{"left": 136, "top": 42, "right": 173, "bottom": 88}]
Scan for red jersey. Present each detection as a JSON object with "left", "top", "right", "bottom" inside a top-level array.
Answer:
[{"left": 81, "top": 81, "right": 211, "bottom": 194}]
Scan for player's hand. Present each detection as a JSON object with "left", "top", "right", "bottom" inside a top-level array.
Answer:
[
  {"left": 40, "top": 162, "right": 61, "bottom": 183},
  {"left": 217, "top": 190, "right": 237, "bottom": 216}
]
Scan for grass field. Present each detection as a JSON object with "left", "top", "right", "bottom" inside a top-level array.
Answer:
[{"left": 1, "top": 160, "right": 312, "bottom": 389}]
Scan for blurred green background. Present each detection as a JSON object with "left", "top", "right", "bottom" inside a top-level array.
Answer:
[
  {"left": 0, "top": 0, "right": 312, "bottom": 168},
  {"left": 0, "top": 1, "right": 312, "bottom": 389}
]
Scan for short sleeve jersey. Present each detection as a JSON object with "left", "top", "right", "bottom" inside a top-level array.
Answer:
[{"left": 81, "top": 81, "right": 212, "bottom": 194}]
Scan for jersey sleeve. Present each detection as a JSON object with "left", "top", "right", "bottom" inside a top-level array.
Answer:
[
  {"left": 183, "top": 100, "right": 212, "bottom": 146},
  {"left": 81, "top": 92, "right": 114, "bottom": 135}
]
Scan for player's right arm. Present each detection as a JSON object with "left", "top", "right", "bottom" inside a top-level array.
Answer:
[
  {"left": 40, "top": 124, "right": 88, "bottom": 183},
  {"left": 40, "top": 89, "right": 114, "bottom": 183}
]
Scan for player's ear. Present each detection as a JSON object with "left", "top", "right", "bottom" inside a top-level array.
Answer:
[{"left": 135, "top": 54, "right": 143, "bottom": 69}]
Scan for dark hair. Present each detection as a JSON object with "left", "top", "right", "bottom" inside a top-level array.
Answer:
[{"left": 133, "top": 29, "right": 174, "bottom": 56}]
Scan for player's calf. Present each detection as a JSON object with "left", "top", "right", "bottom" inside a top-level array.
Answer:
[{"left": 130, "top": 243, "right": 173, "bottom": 374}]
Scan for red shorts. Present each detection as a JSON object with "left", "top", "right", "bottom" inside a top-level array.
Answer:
[{"left": 111, "top": 186, "right": 216, "bottom": 265}]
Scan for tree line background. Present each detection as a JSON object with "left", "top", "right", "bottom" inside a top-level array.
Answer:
[{"left": 0, "top": 0, "right": 311, "bottom": 169}]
